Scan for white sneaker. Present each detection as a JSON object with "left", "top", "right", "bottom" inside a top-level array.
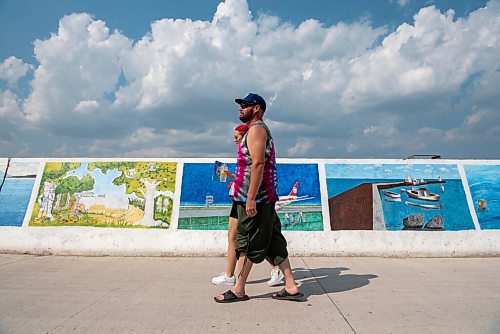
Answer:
[
  {"left": 267, "top": 267, "right": 284, "bottom": 286},
  {"left": 212, "top": 272, "right": 236, "bottom": 286}
]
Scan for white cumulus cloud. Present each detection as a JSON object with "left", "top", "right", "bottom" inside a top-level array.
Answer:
[
  {"left": 0, "top": 57, "right": 33, "bottom": 86},
  {"left": 0, "top": 0, "right": 499, "bottom": 159}
]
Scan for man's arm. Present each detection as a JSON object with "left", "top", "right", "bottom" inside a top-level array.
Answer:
[{"left": 245, "top": 125, "right": 267, "bottom": 217}]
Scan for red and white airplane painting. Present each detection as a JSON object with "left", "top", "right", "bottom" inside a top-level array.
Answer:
[{"left": 276, "top": 181, "right": 315, "bottom": 209}]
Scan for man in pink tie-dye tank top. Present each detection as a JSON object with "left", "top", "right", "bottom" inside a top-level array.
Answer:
[
  {"left": 215, "top": 93, "right": 303, "bottom": 303},
  {"left": 232, "top": 120, "right": 278, "bottom": 204}
]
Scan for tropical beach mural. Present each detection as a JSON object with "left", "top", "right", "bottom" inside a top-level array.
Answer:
[
  {"left": 326, "top": 163, "right": 475, "bottom": 231},
  {"left": 29, "top": 161, "right": 177, "bottom": 228},
  {"left": 0, "top": 160, "right": 39, "bottom": 227},
  {"left": 464, "top": 164, "right": 500, "bottom": 229},
  {"left": 179, "top": 162, "right": 323, "bottom": 231}
]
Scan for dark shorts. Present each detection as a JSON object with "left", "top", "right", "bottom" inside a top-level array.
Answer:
[
  {"left": 234, "top": 202, "right": 288, "bottom": 266},
  {"left": 229, "top": 202, "right": 238, "bottom": 219}
]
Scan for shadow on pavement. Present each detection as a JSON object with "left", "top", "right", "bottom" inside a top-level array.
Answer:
[
  {"left": 249, "top": 267, "right": 377, "bottom": 300},
  {"left": 294, "top": 267, "right": 378, "bottom": 297}
]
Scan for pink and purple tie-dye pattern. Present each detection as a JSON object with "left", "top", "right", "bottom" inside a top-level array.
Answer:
[{"left": 233, "top": 122, "right": 278, "bottom": 203}]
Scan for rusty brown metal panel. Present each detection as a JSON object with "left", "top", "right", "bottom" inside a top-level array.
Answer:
[{"left": 329, "top": 183, "right": 373, "bottom": 230}]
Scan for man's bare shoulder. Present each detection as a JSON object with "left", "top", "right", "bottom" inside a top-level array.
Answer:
[
  {"left": 248, "top": 123, "right": 267, "bottom": 135},
  {"left": 247, "top": 123, "right": 267, "bottom": 148}
]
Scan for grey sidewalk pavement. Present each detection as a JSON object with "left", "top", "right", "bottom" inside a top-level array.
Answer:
[{"left": 0, "top": 255, "right": 499, "bottom": 334}]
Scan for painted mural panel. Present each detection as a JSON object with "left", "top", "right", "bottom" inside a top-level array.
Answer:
[
  {"left": 179, "top": 162, "right": 323, "bottom": 231},
  {"left": 29, "top": 161, "right": 177, "bottom": 228},
  {"left": 464, "top": 164, "right": 500, "bottom": 229},
  {"left": 0, "top": 160, "right": 38, "bottom": 227},
  {"left": 326, "top": 163, "right": 475, "bottom": 231}
]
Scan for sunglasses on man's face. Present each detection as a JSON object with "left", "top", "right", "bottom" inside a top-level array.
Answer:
[{"left": 239, "top": 102, "right": 256, "bottom": 109}]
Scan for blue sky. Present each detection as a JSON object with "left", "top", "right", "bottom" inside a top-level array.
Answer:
[
  {"left": 0, "top": 0, "right": 488, "bottom": 62},
  {"left": 0, "top": 0, "right": 498, "bottom": 159}
]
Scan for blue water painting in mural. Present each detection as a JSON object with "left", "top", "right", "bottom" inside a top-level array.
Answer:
[
  {"left": 181, "top": 163, "right": 321, "bottom": 206},
  {"left": 378, "top": 180, "right": 474, "bottom": 231},
  {"left": 325, "top": 163, "right": 475, "bottom": 231},
  {"left": 0, "top": 178, "right": 36, "bottom": 227},
  {"left": 464, "top": 165, "right": 500, "bottom": 229}
]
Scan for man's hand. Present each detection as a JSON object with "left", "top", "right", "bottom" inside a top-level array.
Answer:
[{"left": 246, "top": 199, "right": 257, "bottom": 217}]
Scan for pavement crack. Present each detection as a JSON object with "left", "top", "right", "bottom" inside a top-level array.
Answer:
[
  {"left": 300, "top": 257, "right": 357, "bottom": 334},
  {"left": 48, "top": 287, "right": 119, "bottom": 332}
]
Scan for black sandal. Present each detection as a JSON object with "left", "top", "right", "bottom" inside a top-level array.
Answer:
[
  {"left": 214, "top": 290, "right": 250, "bottom": 303},
  {"left": 272, "top": 288, "right": 304, "bottom": 301}
]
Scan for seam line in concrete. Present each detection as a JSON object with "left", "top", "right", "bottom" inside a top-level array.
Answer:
[
  {"left": 48, "top": 287, "right": 120, "bottom": 332},
  {"left": 300, "top": 257, "right": 357, "bottom": 334}
]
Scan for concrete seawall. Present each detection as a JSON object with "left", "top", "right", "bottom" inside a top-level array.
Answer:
[
  {"left": 1, "top": 227, "right": 499, "bottom": 257},
  {"left": 0, "top": 157, "right": 499, "bottom": 257}
]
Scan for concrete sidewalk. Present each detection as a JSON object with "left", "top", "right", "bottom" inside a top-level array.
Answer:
[{"left": 0, "top": 255, "right": 499, "bottom": 334}]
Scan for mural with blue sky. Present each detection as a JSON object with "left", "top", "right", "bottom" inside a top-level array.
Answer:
[
  {"left": 464, "top": 165, "right": 500, "bottom": 229},
  {"left": 179, "top": 162, "right": 323, "bottom": 231},
  {"left": 28, "top": 161, "right": 177, "bottom": 228},
  {"left": 326, "top": 163, "right": 475, "bottom": 231},
  {"left": 181, "top": 162, "right": 321, "bottom": 206}
]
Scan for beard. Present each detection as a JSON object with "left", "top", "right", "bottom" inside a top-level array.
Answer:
[{"left": 239, "top": 112, "right": 253, "bottom": 123}]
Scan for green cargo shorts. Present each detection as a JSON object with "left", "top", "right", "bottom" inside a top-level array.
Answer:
[{"left": 234, "top": 202, "right": 288, "bottom": 266}]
